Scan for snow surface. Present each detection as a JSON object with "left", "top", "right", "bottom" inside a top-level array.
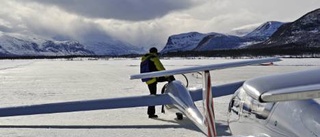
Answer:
[{"left": 0, "top": 58, "right": 319, "bottom": 137}]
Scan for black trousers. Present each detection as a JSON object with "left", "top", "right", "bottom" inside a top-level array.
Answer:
[
  {"left": 147, "top": 82, "right": 157, "bottom": 116},
  {"left": 146, "top": 76, "right": 175, "bottom": 116}
]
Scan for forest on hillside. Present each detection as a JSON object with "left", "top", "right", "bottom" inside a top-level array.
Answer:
[{"left": 162, "top": 47, "right": 320, "bottom": 58}]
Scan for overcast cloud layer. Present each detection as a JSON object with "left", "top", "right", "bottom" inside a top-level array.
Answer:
[
  {"left": 27, "top": 0, "right": 203, "bottom": 21},
  {"left": 1, "top": 0, "right": 320, "bottom": 49}
]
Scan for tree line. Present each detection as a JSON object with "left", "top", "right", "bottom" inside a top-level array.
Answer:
[
  {"left": 1, "top": 47, "right": 320, "bottom": 59},
  {"left": 161, "top": 47, "right": 320, "bottom": 58}
]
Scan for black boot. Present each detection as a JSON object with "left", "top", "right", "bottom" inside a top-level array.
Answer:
[
  {"left": 148, "top": 115, "right": 158, "bottom": 118},
  {"left": 176, "top": 113, "right": 183, "bottom": 120}
]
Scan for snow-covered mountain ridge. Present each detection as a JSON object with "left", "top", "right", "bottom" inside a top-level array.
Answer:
[
  {"left": 161, "top": 21, "right": 284, "bottom": 53},
  {"left": 0, "top": 32, "right": 145, "bottom": 57},
  {"left": 161, "top": 8, "right": 320, "bottom": 53},
  {"left": 160, "top": 32, "right": 209, "bottom": 53},
  {"left": 249, "top": 8, "right": 320, "bottom": 49},
  {"left": 0, "top": 33, "right": 94, "bottom": 57}
]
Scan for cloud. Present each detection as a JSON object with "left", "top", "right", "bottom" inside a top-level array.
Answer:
[
  {"left": 0, "top": 19, "right": 13, "bottom": 32},
  {"left": 1, "top": 0, "right": 320, "bottom": 50},
  {"left": 26, "top": 0, "right": 205, "bottom": 21},
  {"left": 0, "top": 1, "right": 113, "bottom": 42}
]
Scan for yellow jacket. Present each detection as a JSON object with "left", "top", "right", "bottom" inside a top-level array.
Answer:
[{"left": 141, "top": 53, "right": 165, "bottom": 84}]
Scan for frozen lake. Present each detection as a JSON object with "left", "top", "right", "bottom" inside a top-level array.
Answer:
[{"left": 0, "top": 58, "right": 319, "bottom": 137}]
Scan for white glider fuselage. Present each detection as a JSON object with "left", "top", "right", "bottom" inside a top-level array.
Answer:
[{"left": 228, "top": 68, "right": 320, "bottom": 137}]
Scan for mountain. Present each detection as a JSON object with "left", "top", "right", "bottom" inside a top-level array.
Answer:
[
  {"left": 160, "top": 32, "right": 208, "bottom": 53},
  {"left": 193, "top": 33, "right": 245, "bottom": 51},
  {"left": 0, "top": 32, "right": 145, "bottom": 57},
  {"left": 248, "top": 8, "right": 320, "bottom": 49},
  {"left": 0, "top": 33, "right": 94, "bottom": 57},
  {"left": 244, "top": 21, "right": 284, "bottom": 40},
  {"left": 161, "top": 21, "right": 284, "bottom": 53}
]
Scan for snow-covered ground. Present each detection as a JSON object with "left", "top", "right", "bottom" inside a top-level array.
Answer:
[{"left": 0, "top": 58, "right": 319, "bottom": 137}]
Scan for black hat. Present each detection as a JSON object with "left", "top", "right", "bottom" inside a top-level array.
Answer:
[{"left": 149, "top": 47, "right": 158, "bottom": 53}]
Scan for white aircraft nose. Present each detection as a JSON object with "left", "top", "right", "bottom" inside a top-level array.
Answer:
[{"left": 165, "top": 80, "right": 206, "bottom": 134}]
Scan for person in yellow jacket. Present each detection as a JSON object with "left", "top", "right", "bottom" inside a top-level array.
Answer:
[
  {"left": 140, "top": 47, "right": 174, "bottom": 118},
  {"left": 141, "top": 47, "right": 166, "bottom": 84}
]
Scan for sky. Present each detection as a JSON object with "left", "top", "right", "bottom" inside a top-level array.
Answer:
[{"left": 0, "top": 0, "right": 319, "bottom": 50}]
